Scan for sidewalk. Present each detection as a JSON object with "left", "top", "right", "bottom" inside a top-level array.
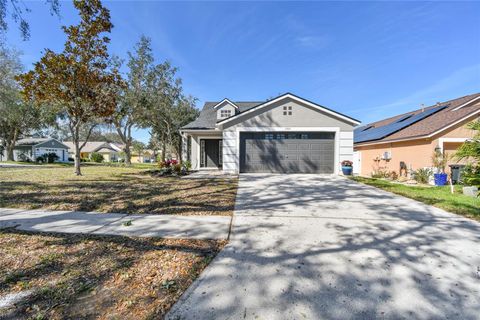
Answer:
[{"left": 0, "top": 208, "right": 231, "bottom": 239}]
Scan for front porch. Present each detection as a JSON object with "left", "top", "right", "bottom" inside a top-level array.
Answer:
[{"left": 181, "top": 130, "right": 224, "bottom": 171}]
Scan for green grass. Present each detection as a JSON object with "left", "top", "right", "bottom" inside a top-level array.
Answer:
[
  {"left": 350, "top": 176, "right": 480, "bottom": 221},
  {"left": 0, "top": 165, "right": 237, "bottom": 215}
]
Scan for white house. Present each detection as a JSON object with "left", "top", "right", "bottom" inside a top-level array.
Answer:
[{"left": 181, "top": 93, "right": 360, "bottom": 174}]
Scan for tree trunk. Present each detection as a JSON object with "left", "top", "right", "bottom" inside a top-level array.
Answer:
[
  {"left": 70, "top": 122, "right": 82, "bottom": 176},
  {"left": 115, "top": 122, "right": 132, "bottom": 166},
  {"left": 6, "top": 143, "right": 14, "bottom": 161},
  {"left": 74, "top": 141, "right": 82, "bottom": 176},
  {"left": 6, "top": 128, "right": 18, "bottom": 161},
  {"left": 124, "top": 146, "right": 132, "bottom": 165},
  {"left": 161, "top": 142, "right": 166, "bottom": 162}
]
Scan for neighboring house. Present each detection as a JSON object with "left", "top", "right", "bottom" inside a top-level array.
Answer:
[
  {"left": 7, "top": 138, "right": 69, "bottom": 162},
  {"left": 353, "top": 93, "right": 480, "bottom": 176},
  {"left": 131, "top": 149, "right": 157, "bottom": 163},
  {"left": 180, "top": 93, "right": 360, "bottom": 174},
  {"left": 63, "top": 141, "right": 125, "bottom": 162}
]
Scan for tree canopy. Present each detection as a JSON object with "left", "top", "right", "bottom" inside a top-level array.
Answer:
[
  {"left": 0, "top": 0, "right": 61, "bottom": 40},
  {"left": 17, "top": 0, "right": 122, "bottom": 175},
  {"left": 0, "top": 46, "right": 53, "bottom": 160}
]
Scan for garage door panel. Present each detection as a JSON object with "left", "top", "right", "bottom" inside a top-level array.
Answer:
[{"left": 240, "top": 132, "right": 335, "bottom": 174}]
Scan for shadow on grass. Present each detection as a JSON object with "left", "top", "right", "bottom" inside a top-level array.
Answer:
[
  {"left": 0, "top": 173, "right": 238, "bottom": 216},
  {"left": 0, "top": 228, "right": 224, "bottom": 319}
]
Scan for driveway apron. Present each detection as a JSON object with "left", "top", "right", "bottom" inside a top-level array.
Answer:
[{"left": 167, "top": 174, "right": 480, "bottom": 320}]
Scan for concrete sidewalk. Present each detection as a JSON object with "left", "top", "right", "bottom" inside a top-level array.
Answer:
[{"left": 0, "top": 208, "right": 231, "bottom": 239}]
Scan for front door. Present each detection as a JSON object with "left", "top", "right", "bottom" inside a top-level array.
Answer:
[{"left": 201, "top": 139, "right": 222, "bottom": 168}]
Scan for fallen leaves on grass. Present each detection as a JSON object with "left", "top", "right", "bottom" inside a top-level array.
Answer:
[
  {"left": 0, "top": 166, "right": 237, "bottom": 216},
  {"left": 0, "top": 229, "right": 226, "bottom": 319}
]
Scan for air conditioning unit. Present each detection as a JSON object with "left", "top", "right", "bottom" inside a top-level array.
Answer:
[{"left": 382, "top": 151, "right": 392, "bottom": 160}]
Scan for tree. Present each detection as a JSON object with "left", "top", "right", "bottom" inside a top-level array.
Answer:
[
  {"left": 132, "top": 140, "right": 146, "bottom": 160},
  {"left": 143, "top": 61, "right": 198, "bottom": 161},
  {"left": 110, "top": 36, "right": 153, "bottom": 165},
  {"left": 17, "top": 0, "right": 123, "bottom": 175},
  {"left": 0, "top": 0, "right": 60, "bottom": 40},
  {"left": 0, "top": 46, "right": 52, "bottom": 160},
  {"left": 456, "top": 120, "right": 480, "bottom": 185},
  {"left": 166, "top": 95, "right": 198, "bottom": 159}
]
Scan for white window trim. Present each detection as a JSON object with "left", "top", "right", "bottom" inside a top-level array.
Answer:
[
  {"left": 234, "top": 127, "right": 341, "bottom": 175},
  {"left": 438, "top": 137, "right": 470, "bottom": 153},
  {"left": 212, "top": 98, "right": 239, "bottom": 110}
]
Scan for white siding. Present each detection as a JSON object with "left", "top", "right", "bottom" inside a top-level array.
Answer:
[
  {"left": 339, "top": 131, "right": 354, "bottom": 173},
  {"left": 222, "top": 130, "right": 237, "bottom": 173}
]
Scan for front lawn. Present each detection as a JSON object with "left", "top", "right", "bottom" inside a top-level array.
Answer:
[
  {"left": 0, "top": 229, "right": 225, "bottom": 319},
  {"left": 0, "top": 165, "right": 237, "bottom": 215},
  {"left": 350, "top": 176, "right": 480, "bottom": 221}
]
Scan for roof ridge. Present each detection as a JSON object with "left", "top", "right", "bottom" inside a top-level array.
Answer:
[{"left": 365, "top": 92, "right": 480, "bottom": 127}]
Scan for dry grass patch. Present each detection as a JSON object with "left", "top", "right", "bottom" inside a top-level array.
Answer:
[
  {"left": 0, "top": 229, "right": 225, "bottom": 319},
  {"left": 0, "top": 165, "right": 237, "bottom": 215}
]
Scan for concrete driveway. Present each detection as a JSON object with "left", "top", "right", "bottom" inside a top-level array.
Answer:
[{"left": 167, "top": 174, "right": 480, "bottom": 320}]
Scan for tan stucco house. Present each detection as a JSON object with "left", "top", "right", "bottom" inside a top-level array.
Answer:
[
  {"left": 64, "top": 141, "right": 124, "bottom": 162},
  {"left": 353, "top": 93, "right": 480, "bottom": 176},
  {"left": 180, "top": 93, "right": 360, "bottom": 174}
]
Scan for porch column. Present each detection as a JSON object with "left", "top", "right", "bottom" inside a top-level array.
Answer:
[{"left": 181, "top": 132, "right": 188, "bottom": 162}]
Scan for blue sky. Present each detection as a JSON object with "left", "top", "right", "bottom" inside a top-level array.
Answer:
[{"left": 5, "top": 1, "right": 480, "bottom": 143}]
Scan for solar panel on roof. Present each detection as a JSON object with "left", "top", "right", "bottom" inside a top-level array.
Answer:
[
  {"left": 354, "top": 105, "right": 447, "bottom": 143},
  {"left": 395, "top": 114, "right": 413, "bottom": 123}
]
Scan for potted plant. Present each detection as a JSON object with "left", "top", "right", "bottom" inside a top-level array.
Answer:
[
  {"left": 431, "top": 149, "right": 448, "bottom": 186},
  {"left": 341, "top": 160, "right": 353, "bottom": 176}
]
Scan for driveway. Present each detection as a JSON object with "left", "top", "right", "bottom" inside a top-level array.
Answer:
[{"left": 167, "top": 174, "right": 480, "bottom": 320}]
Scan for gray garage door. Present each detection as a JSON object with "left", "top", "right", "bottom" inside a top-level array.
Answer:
[{"left": 240, "top": 132, "right": 335, "bottom": 173}]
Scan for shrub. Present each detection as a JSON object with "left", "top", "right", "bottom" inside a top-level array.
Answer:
[
  {"left": 90, "top": 152, "right": 104, "bottom": 163},
  {"left": 412, "top": 168, "right": 432, "bottom": 184},
  {"left": 390, "top": 171, "right": 399, "bottom": 181},
  {"left": 371, "top": 169, "right": 389, "bottom": 179},
  {"left": 44, "top": 152, "right": 59, "bottom": 163},
  {"left": 159, "top": 159, "right": 178, "bottom": 168},
  {"left": 431, "top": 150, "right": 449, "bottom": 173},
  {"left": 173, "top": 163, "right": 183, "bottom": 175},
  {"left": 182, "top": 160, "right": 192, "bottom": 171},
  {"left": 460, "top": 164, "right": 480, "bottom": 186}
]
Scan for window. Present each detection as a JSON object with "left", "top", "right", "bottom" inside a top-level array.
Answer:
[
  {"left": 265, "top": 133, "right": 274, "bottom": 140},
  {"left": 276, "top": 134, "right": 285, "bottom": 140},
  {"left": 287, "top": 133, "right": 297, "bottom": 139},
  {"left": 300, "top": 134, "right": 309, "bottom": 139},
  {"left": 220, "top": 109, "right": 232, "bottom": 118},
  {"left": 283, "top": 105, "right": 292, "bottom": 116}
]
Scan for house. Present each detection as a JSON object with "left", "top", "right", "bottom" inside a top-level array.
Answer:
[
  {"left": 63, "top": 141, "right": 124, "bottom": 162},
  {"left": 131, "top": 149, "right": 157, "bottom": 163},
  {"left": 6, "top": 138, "right": 69, "bottom": 162},
  {"left": 180, "top": 93, "right": 360, "bottom": 174},
  {"left": 353, "top": 93, "right": 480, "bottom": 176}
]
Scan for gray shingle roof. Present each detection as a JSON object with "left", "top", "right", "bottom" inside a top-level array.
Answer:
[
  {"left": 15, "top": 138, "right": 52, "bottom": 146},
  {"left": 182, "top": 101, "right": 263, "bottom": 129}
]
